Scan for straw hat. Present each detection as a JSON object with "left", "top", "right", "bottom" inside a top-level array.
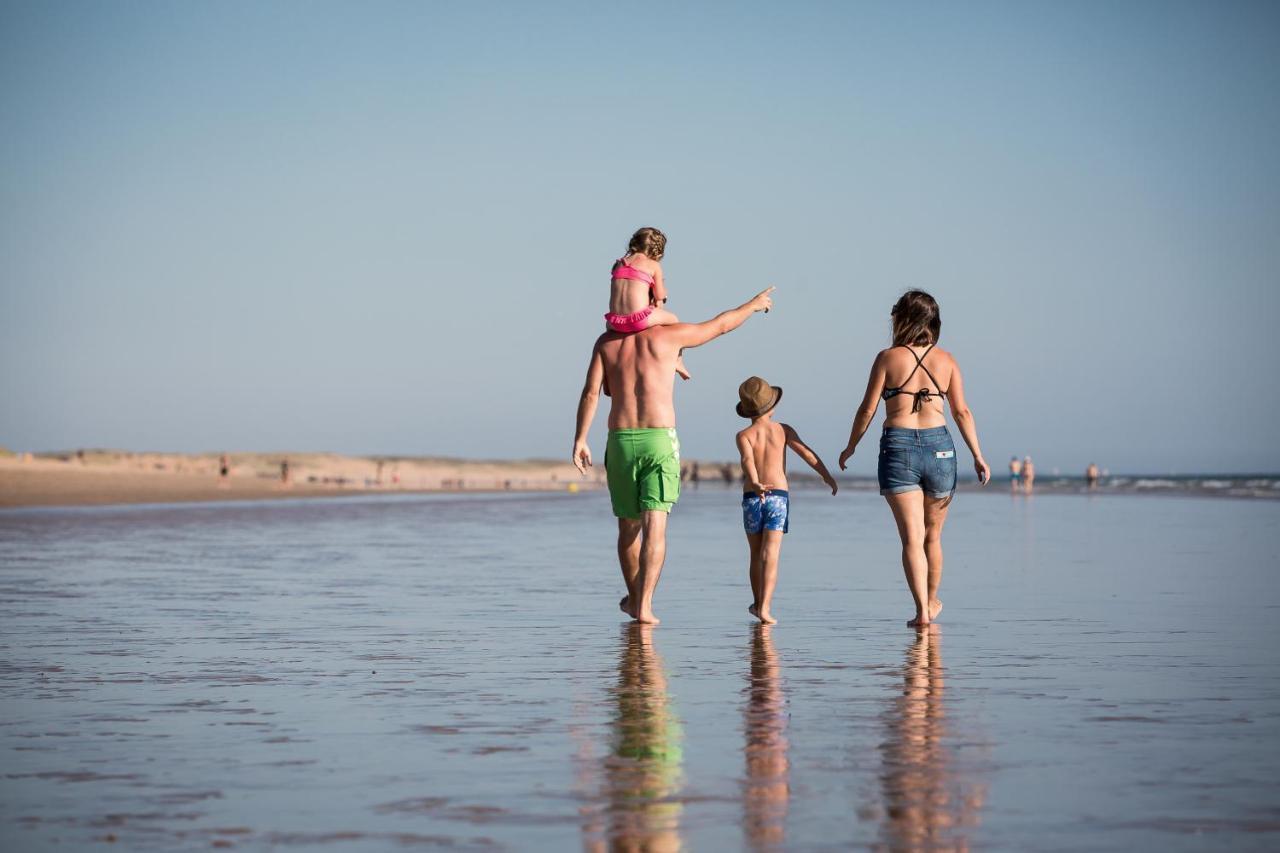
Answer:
[{"left": 736, "top": 376, "right": 783, "bottom": 418}]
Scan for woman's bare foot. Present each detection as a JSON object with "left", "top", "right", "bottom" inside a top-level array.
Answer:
[
  {"left": 929, "top": 599, "right": 943, "bottom": 621},
  {"left": 619, "top": 596, "right": 633, "bottom": 617},
  {"left": 749, "top": 603, "right": 760, "bottom": 620},
  {"left": 633, "top": 610, "right": 660, "bottom": 625},
  {"left": 907, "top": 614, "right": 931, "bottom": 628},
  {"left": 758, "top": 609, "right": 778, "bottom": 625}
]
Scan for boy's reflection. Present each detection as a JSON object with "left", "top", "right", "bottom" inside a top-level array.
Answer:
[
  {"left": 877, "top": 627, "right": 986, "bottom": 851},
  {"left": 583, "top": 623, "right": 684, "bottom": 852},
  {"left": 743, "top": 624, "right": 790, "bottom": 848}
]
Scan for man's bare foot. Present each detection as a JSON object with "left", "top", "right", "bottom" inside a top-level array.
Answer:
[
  {"left": 907, "top": 614, "right": 931, "bottom": 628},
  {"left": 619, "top": 596, "right": 633, "bottom": 617},
  {"left": 634, "top": 610, "right": 660, "bottom": 625},
  {"left": 929, "top": 599, "right": 943, "bottom": 621}
]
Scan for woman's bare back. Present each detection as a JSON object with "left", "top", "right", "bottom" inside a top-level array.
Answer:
[{"left": 881, "top": 345, "right": 954, "bottom": 429}]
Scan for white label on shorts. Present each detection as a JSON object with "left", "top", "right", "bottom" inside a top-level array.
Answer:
[{"left": 935, "top": 450, "right": 955, "bottom": 458}]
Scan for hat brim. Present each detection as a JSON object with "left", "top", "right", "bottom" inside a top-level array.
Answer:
[{"left": 735, "top": 386, "right": 782, "bottom": 418}]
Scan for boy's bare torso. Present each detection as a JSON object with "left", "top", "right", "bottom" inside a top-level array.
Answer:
[{"left": 737, "top": 419, "right": 790, "bottom": 490}]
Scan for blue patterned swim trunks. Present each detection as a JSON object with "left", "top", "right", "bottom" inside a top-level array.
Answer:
[{"left": 742, "top": 489, "right": 790, "bottom": 534}]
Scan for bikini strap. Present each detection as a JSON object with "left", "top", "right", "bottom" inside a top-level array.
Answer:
[{"left": 914, "top": 343, "right": 945, "bottom": 396}]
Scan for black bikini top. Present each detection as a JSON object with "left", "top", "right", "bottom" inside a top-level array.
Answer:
[{"left": 882, "top": 344, "right": 946, "bottom": 413}]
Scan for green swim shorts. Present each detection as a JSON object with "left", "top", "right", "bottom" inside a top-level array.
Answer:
[{"left": 604, "top": 428, "right": 682, "bottom": 519}]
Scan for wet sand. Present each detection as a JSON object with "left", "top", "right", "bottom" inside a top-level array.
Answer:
[{"left": 1, "top": 489, "right": 1278, "bottom": 850}]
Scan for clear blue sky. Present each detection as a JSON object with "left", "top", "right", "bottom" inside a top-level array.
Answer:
[{"left": 2, "top": 1, "right": 1277, "bottom": 474}]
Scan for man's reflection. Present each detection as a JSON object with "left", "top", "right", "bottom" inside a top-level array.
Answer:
[
  {"left": 878, "top": 627, "right": 986, "bottom": 851},
  {"left": 743, "top": 624, "right": 790, "bottom": 848},
  {"left": 583, "top": 623, "right": 684, "bottom": 852}
]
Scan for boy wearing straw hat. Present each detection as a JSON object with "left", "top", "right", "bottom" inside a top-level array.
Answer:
[{"left": 735, "top": 376, "right": 839, "bottom": 624}]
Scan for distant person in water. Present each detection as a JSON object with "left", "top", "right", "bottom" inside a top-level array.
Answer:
[
  {"left": 218, "top": 453, "right": 230, "bottom": 489},
  {"left": 735, "top": 376, "right": 838, "bottom": 624},
  {"left": 1009, "top": 456, "right": 1022, "bottom": 492},
  {"left": 1022, "top": 456, "right": 1035, "bottom": 493},
  {"left": 604, "top": 227, "right": 691, "bottom": 381},
  {"left": 1086, "top": 462, "right": 1099, "bottom": 490},
  {"left": 838, "top": 291, "right": 990, "bottom": 628},
  {"left": 574, "top": 286, "right": 776, "bottom": 624}
]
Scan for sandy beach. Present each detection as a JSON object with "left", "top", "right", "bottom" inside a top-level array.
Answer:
[{"left": 0, "top": 450, "right": 602, "bottom": 508}]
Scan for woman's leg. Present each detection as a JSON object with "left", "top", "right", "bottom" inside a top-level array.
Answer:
[
  {"left": 885, "top": 490, "right": 930, "bottom": 626},
  {"left": 645, "top": 307, "right": 691, "bottom": 380},
  {"left": 923, "top": 495, "right": 952, "bottom": 620}
]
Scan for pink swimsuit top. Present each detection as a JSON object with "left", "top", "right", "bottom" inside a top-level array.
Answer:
[{"left": 611, "top": 257, "right": 655, "bottom": 287}]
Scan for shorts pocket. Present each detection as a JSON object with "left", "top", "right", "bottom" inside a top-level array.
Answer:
[{"left": 659, "top": 467, "right": 681, "bottom": 505}]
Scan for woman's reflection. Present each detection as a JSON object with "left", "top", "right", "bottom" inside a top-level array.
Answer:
[
  {"left": 583, "top": 623, "right": 684, "bottom": 852},
  {"left": 877, "top": 626, "right": 986, "bottom": 851},
  {"left": 743, "top": 624, "right": 790, "bottom": 848}
]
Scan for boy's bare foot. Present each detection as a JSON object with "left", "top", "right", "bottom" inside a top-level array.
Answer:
[
  {"left": 758, "top": 609, "right": 778, "bottom": 625},
  {"left": 929, "top": 599, "right": 943, "bottom": 621},
  {"left": 907, "top": 614, "right": 931, "bottom": 627},
  {"left": 634, "top": 610, "right": 660, "bottom": 625},
  {"left": 619, "top": 596, "right": 633, "bottom": 617}
]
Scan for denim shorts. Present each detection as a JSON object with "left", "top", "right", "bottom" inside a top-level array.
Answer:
[{"left": 878, "top": 426, "right": 957, "bottom": 499}]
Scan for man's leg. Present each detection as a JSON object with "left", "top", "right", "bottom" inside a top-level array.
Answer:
[
  {"left": 633, "top": 510, "right": 668, "bottom": 624},
  {"left": 617, "top": 517, "right": 642, "bottom": 617}
]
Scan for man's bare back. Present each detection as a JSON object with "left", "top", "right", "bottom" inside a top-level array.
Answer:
[{"left": 597, "top": 327, "right": 682, "bottom": 430}]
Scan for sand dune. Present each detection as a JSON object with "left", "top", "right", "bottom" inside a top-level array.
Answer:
[{"left": 0, "top": 450, "right": 604, "bottom": 508}]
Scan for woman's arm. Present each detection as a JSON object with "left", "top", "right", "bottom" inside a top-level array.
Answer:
[
  {"left": 945, "top": 360, "right": 991, "bottom": 485},
  {"left": 737, "top": 432, "right": 771, "bottom": 495},
  {"left": 783, "top": 424, "right": 838, "bottom": 494},
  {"left": 838, "top": 352, "right": 887, "bottom": 470}
]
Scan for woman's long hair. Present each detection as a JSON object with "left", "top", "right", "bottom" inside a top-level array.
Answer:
[{"left": 891, "top": 290, "right": 941, "bottom": 347}]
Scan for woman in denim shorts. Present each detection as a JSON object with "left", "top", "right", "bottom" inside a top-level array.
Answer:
[{"left": 838, "top": 291, "right": 991, "bottom": 627}]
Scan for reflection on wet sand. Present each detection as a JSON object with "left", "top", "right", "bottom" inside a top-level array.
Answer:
[
  {"left": 582, "top": 624, "right": 684, "bottom": 852},
  {"left": 743, "top": 625, "right": 789, "bottom": 848},
  {"left": 878, "top": 627, "right": 986, "bottom": 851}
]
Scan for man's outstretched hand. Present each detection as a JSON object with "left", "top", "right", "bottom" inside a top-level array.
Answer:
[
  {"left": 751, "top": 286, "right": 776, "bottom": 313},
  {"left": 573, "top": 441, "right": 592, "bottom": 476}
]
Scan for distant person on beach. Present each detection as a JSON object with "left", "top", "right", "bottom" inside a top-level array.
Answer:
[
  {"left": 605, "top": 227, "right": 691, "bottom": 381},
  {"left": 1022, "top": 456, "right": 1035, "bottom": 493},
  {"left": 574, "top": 286, "right": 776, "bottom": 624},
  {"left": 735, "top": 376, "right": 838, "bottom": 624},
  {"left": 218, "top": 453, "right": 230, "bottom": 489},
  {"left": 1085, "top": 462, "right": 1100, "bottom": 490},
  {"left": 280, "top": 458, "right": 290, "bottom": 486},
  {"left": 1009, "top": 456, "right": 1022, "bottom": 492},
  {"left": 837, "top": 291, "right": 990, "bottom": 628}
]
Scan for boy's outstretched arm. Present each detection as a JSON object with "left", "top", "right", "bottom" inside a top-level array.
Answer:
[
  {"left": 736, "top": 432, "right": 772, "bottom": 495},
  {"left": 572, "top": 345, "right": 605, "bottom": 474},
  {"left": 783, "top": 424, "right": 839, "bottom": 495}
]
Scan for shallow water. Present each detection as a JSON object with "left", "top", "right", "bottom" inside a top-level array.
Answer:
[{"left": 1, "top": 488, "right": 1278, "bottom": 851}]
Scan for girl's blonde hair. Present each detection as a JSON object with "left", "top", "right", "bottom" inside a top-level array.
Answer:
[
  {"left": 627, "top": 227, "right": 666, "bottom": 261},
  {"left": 890, "top": 290, "right": 941, "bottom": 347}
]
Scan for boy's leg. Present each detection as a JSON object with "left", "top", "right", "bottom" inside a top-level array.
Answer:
[
  {"left": 746, "top": 532, "right": 763, "bottom": 614},
  {"left": 617, "top": 518, "right": 642, "bottom": 616},
  {"left": 923, "top": 495, "right": 952, "bottom": 620},
  {"left": 757, "top": 530, "right": 784, "bottom": 624}
]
